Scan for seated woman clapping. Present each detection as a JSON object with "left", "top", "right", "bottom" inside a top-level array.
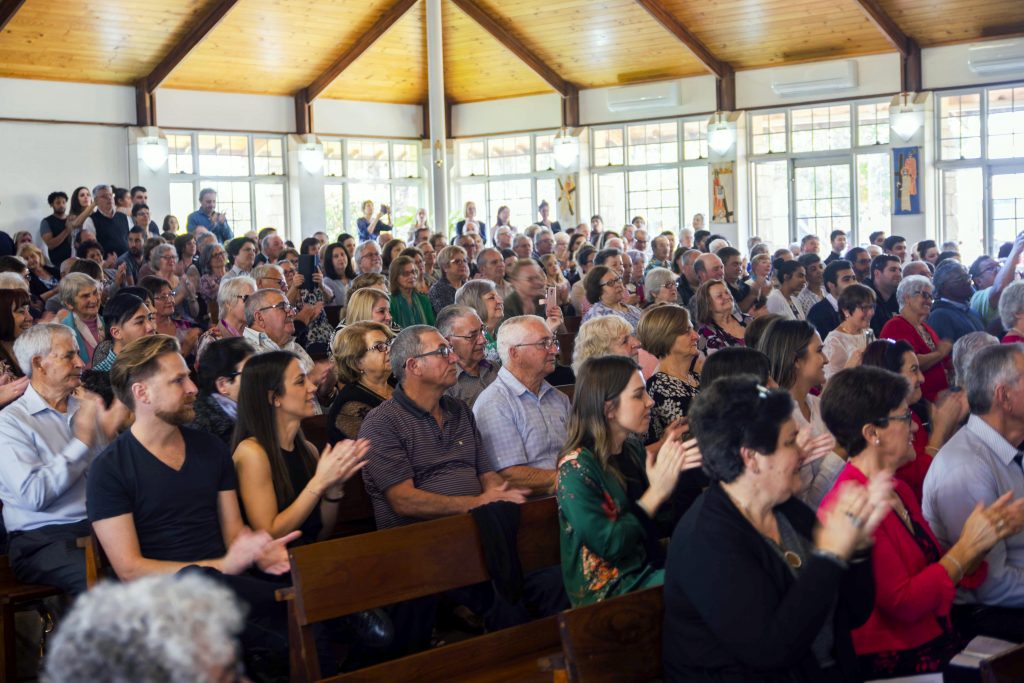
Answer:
[
  {"left": 232, "top": 351, "right": 368, "bottom": 543},
  {"left": 663, "top": 375, "right": 889, "bottom": 682},
  {"left": 820, "top": 366, "right": 1024, "bottom": 680},
  {"left": 556, "top": 355, "right": 700, "bottom": 607}
]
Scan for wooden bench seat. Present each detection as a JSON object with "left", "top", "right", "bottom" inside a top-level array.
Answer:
[
  {"left": 0, "top": 555, "right": 63, "bottom": 681},
  {"left": 301, "top": 415, "right": 375, "bottom": 538}
]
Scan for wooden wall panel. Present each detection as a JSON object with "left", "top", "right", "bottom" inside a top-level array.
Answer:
[
  {"left": 0, "top": 0, "right": 219, "bottom": 84},
  {"left": 878, "top": 0, "right": 1024, "bottom": 46}
]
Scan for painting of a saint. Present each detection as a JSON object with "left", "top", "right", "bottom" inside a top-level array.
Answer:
[
  {"left": 893, "top": 146, "right": 920, "bottom": 215},
  {"left": 710, "top": 162, "right": 736, "bottom": 224}
]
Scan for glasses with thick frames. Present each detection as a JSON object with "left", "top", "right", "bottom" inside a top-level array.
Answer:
[{"left": 512, "top": 337, "right": 560, "bottom": 351}]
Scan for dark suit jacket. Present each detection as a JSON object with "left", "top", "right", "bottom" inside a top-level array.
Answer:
[
  {"left": 663, "top": 483, "right": 874, "bottom": 683},
  {"left": 807, "top": 297, "right": 841, "bottom": 340},
  {"left": 455, "top": 219, "right": 487, "bottom": 244}
]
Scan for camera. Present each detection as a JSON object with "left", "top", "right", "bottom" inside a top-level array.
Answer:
[{"left": 380, "top": 204, "right": 390, "bottom": 215}]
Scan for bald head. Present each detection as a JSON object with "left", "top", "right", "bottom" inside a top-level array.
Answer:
[{"left": 694, "top": 253, "right": 724, "bottom": 283}]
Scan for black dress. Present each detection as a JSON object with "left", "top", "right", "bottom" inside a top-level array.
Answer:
[{"left": 279, "top": 445, "right": 323, "bottom": 545}]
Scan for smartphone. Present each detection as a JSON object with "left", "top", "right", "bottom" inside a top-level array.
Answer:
[{"left": 298, "top": 254, "right": 319, "bottom": 291}]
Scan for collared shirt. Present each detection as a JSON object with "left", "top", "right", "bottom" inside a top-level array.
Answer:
[
  {"left": 0, "top": 384, "right": 103, "bottom": 532},
  {"left": 92, "top": 348, "right": 117, "bottom": 372},
  {"left": 807, "top": 292, "right": 842, "bottom": 339},
  {"left": 928, "top": 298, "right": 985, "bottom": 343},
  {"left": 240, "top": 327, "right": 320, "bottom": 415},
  {"left": 473, "top": 366, "right": 570, "bottom": 472},
  {"left": 645, "top": 258, "right": 671, "bottom": 275},
  {"left": 923, "top": 414, "right": 1024, "bottom": 607},
  {"left": 445, "top": 359, "right": 499, "bottom": 408},
  {"left": 185, "top": 210, "right": 233, "bottom": 243},
  {"left": 221, "top": 264, "right": 252, "bottom": 281},
  {"left": 358, "top": 384, "right": 492, "bottom": 529},
  {"left": 115, "top": 252, "right": 143, "bottom": 286}
]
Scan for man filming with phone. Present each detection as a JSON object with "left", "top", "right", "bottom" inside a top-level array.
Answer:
[{"left": 186, "top": 188, "right": 233, "bottom": 243}]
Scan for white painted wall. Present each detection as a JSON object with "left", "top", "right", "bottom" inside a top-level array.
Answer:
[
  {"left": 923, "top": 43, "right": 1024, "bottom": 91},
  {"left": 451, "top": 94, "right": 561, "bottom": 137},
  {"left": 579, "top": 75, "right": 717, "bottom": 125},
  {"left": 736, "top": 53, "right": 902, "bottom": 110},
  {"left": 313, "top": 99, "right": 423, "bottom": 138},
  {"left": 156, "top": 89, "right": 296, "bottom": 133},
  {"left": 0, "top": 77, "right": 136, "bottom": 124}
]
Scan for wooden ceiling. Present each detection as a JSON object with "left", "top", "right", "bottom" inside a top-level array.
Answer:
[{"left": 0, "top": 0, "right": 1022, "bottom": 105}]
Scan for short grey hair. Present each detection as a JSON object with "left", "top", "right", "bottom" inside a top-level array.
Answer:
[
  {"left": 251, "top": 263, "right": 283, "bottom": 283},
  {"left": 353, "top": 240, "right": 381, "bottom": 273},
  {"left": 680, "top": 227, "right": 695, "bottom": 239},
  {"left": 953, "top": 331, "right": 998, "bottom": 387},
  {"left": 14, "top": 323, "right": 75, "bottom": 378},
  {"left": 260, "top": 233, "right": 280, "bottom": 251},
  {"left": 59, "top": 272, "right": 99, "bottom": 308},
  {"left": 436, "top": 305, "right": 481, "bottom": 339},
  {"left": 42, "top": 572, "right": 244, "bottom": 683},
  {"left": 999, "top": 280, "right": 1024, "bottom": 330},
  {"left": 456, "top": 279, "right": 497, "bottom": 322},
  {"left": 513, "top": 234, "right": 532, "bottom": 249},
  {"left": 476, "top": 247, "right": 501, "bottom": 271},
  {"left": 216, "top": 275, "right": 256, "bottom": 310},
  {"left": 91, "top": 184, "right": 112, "bottom": 196},
  {"left": 896, "top": 274, "right": 932, "bottom": 311},
  {"left": 198, "top": 187, "right": 216, "bottom": 201},
  {"left": 437, "top": 245, "right": 466, "bottom": 271},
  {"left": 933, "top": 259, "right": 968, "bottom": 297},
  {"left": 496, "top": 315, "right": 546, "bottom": 366},
  {"left": 644, "top": 267, "right": 676, "bottom": 303},
  {"left": 0, "top": 272, "right": 29, "bottom": 292},
  {"left": 535, "top": 228, "right": 554, "bottom": 240},
  {"left": 389, "top": 324, "right": 434, "bottom": 383},
  {"left": 244, "top": 288, "right": 285, "bottom": 327},
  {"left": 571, "top": 315, "right": 632, "bottom": 375},
  {"left": 149, "top": 243, "right": 176, "bottom": 269},
  {"left": 965, "top": 343, "right": 1024, "bottom": 415}
]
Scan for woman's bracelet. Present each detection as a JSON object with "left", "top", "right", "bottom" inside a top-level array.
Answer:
[
  {"left": 324, "top": 491, "right": 345, "bottom": 503},
  {"left": 945, "top": 553, "right": 965, "bottom": 583}
]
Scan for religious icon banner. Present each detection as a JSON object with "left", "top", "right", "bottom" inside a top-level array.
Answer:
[
  {"left": 893, "top": 146, "right": 921, "bottom": 215},
  {"left": 710, "top": 162, "right": 736, "bottom": 224}
]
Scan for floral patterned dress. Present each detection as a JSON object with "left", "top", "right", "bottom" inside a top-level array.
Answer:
[
  {"left": 645, "top": 370, "right": 701, "bottom": 444},
  {"left": 556, "top": 441, "right": 664, "bottom": 607}
]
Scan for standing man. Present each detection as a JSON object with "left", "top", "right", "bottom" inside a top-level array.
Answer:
[
  {"left": 824, "top": 230, "right": 847, "bottom": 264},
  {"left": 719, "top": 246, "right": 764, "bottom": 314},
  {"left": 130, "top": 186, "right": 160, "bottom": 235},
  {"left": 131, "top": 204, "right": 160, "bottom": 238},
  {"left": 868, "top": 254, "right": 903, "bottom": 336},
  {"left": 83, "top": 185, "right": 130, "bottom": 257},
  {"left": 869, "top": 231, "right": 887, "bottom": 248},
  {"left": 646, "top": 235, "right": 671, "bottom": 273},
  {"left": 883, "top": 235, "right": 908, "bottom": 263},
  {"left": 845, "top": 247, "right": 872, "bottom": 282},
  {"left": 186, "top": 189, "right": 233, "bottom": 243},
  {"left": 806, "top": 260, "right": 859, "bottom": 339},
  {"left": 40, "top": 191, "right": 72, "bottom": 267},
  {"left": 800, "top": 234, "right": 821, "bottom": 255}
]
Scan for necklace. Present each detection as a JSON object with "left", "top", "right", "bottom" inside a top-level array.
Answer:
[
  {"left": 359, "top": 379, "right": 392, "bottom": 401},
  {"left": 892, "top": 496, "right": 913, "bottom": 533}
]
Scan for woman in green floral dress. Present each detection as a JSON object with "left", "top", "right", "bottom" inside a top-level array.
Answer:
[{"left": 556, "top": 355, "right": 702, "bottom": 607}]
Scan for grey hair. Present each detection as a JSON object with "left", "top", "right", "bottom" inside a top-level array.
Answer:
[
  {"left": 243, "top": 288, "right": 285, "bottom": 327},
  {"left": 708, "top": 238, "right": 730, "bottom": 254},
  {"left": 59, "top": 272, "right": 99, "bottom": 308},
  {"left": 966, "top": 343, "right": 1024, "bottom": 415},
  {"left": 149, "top": 243, "right": 176, "bottom": 269},
  {"left": 895, "top": 275, "right": 933, "bottom": 311},
  {"left": 91, "top": 184, "right": 111, "bottom": 196},
  {"left": 456, "top": 279, "right": 497, "bottom": 323},
  {"left": 436, "top": 305, "right": 480, "bottom": 338},
  {"left": 216, "top": 275, "right": 256, "bottom": 310},
  {"left": 571, "top": 315, "right": 633, "bottom": 375},
  {"left": 353, "top": 240, "right": 381, "bottom": 273},
  {"left": 902, "top": 260, "right": 932, "bottom": 278},
  {"left": 437, "top": 245, "right": 467, "bottom": 271},
  {"left": 476, "top": 247, "right": 501, "bottom": 270},
  {"left": 513, "top": 234, "right": 532, "bottom": 248},
  {"left": 680, "top": 227, "right": 695, "bottom": 239},
  {"left": 999, "top": 280, "right": 1024, "bottom": 330},
  {"left": 535, "top": 228, "right": 554, "bottom": 240},
  {"left": 198, "top": 187, "right": 216, "bottom": 201},
  {"left": 932, "top": 259, "right": 967, "bottom": 296},
  {"left": 0, "top": 272, "right": 29, "bottom": 292},
  {"left": 43, "top": 572, "right": 244, "bottom": 683},
  {"left": 14, "top": 323, "right": 76, "bottom": 378},
  {"left": 389, "top": 324, "right": 434, "bottom": 383},
  {"left": 644, "top": 267, "right": 676, "bottom": 303},
  {"left": 496, "top": 315, "right": 547, "bottom": 366},
  {"left": 251, "top": 263, "right": 282, "bottom": 283},
  {"left": 953, "top": 331, "right": 999, "bottom": 387},
  {"left": 260, "top": 233, "right": 279, "bottom": 251}
]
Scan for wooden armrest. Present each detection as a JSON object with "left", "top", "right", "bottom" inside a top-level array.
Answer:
[
  {"left": 537, "top": 653, "right": 566, "bottom": 672},
  {"left": 275, "top": 586, "right": 295, "bottom": 602},
  {"left": 75, "top": 537, "right": 90, "bottom": 549}
]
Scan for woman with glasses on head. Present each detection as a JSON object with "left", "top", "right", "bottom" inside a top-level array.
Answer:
[
  {"left": 820, "top": 366, "right": 1022, "bottom": 679},
  {"left": 556, "top": 355, "right": 701, "bottom": 607},
  {"left": 192, "top": 337, "right": 254, "bottom": 445},
  {"left": 389, "top": 255, "right": 435, "bottom": 329},
  {"left": 327, "top": 322, "right": 396, "bottom": 444},
  {"left": 581, "top": 265, "right": 642, "bottom": 331},
  {"left": 822, "top": 283, "right": 877, "bottom": 382},
  {"left": 880, "top": 275, "right": 953, "bottom": 402}
]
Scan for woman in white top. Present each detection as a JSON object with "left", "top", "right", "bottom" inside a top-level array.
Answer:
[
  {"left": 822, "top": 283, "right": 877, "bottom": 382},
  {"left": 764, "top": 258, "right": 807, "bottom": 321},
  {"left": 758, "top": 318, "right": 844, "bottom": 509}
]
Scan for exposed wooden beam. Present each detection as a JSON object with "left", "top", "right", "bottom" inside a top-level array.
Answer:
[
  {"left": 561, "top": 84, "right": 579, "bottom": 128},
  {"left": 0, "top": 0, "right": 26, "bottom": 33},
  {"left": 633, "top": 0, "right": 730, "bottom": 81},
  {"left": 135, "top": 80, "right": 156, "bottom": 127},
  {"left": 901, "top": 39, "right": 922, "bottom": 92},
  {"left": 716, "top": 71, "right": 736, "bottom": 112},
  {"left": 144, "top": 0, "right": 241, "bottom": 91},
  {"left": 295, "top": 90, "right": 312, "bottom": 135},
  {"left": 851, "top": 0, "right": 911, "bottom": 55},
  {"left": 448, "top": 0, "right": 572, "bottom": 97},
  {"left": 306, "top": 0, "right": 419, "bottom": 101}
]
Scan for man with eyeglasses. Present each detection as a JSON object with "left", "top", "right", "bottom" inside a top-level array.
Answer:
[
  {"left": 438, "top": 306, "right": 498, "bottom": 409},
  {"left": 354, "top": 240, "right": 383, "bottom": 275},
  {"left": 477, "top": 247, "right": 513, "bottom": 299},
  {"left": 970, "top": 234, "right": 1024, "bottom": 327},
  {"left": 473, "top": 315, "right": 569, "bottom": 496},
  {"left": 845, "top": 246, "right": 872, "bottom": 283},
  {"left": 927, "top": 260, "right": 986, "bottom": 344}
]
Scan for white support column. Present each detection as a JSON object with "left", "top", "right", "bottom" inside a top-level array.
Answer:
[
  {"left": 286, "top": 134, "right": 326, "bottom": 243},
  {"left": 127, "top": 127, "right": 171, "bottom": 221},
  {"left": 426, "top": 0, "right": 448, "bottom": 235}
]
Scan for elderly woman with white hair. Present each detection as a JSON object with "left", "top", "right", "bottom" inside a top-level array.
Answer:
[
  {"left": 456, "top": 279, "right": 504, "bottom": 363},
  {"left": 59, "top": 273, "right": 103, "bottom": 365},
  {"left": 880, "top": 274, "right": 953, "bottom": 402},
  {"left": 195, "top": 275, "right": 256, "bottom": 361},
  {"left": 998, "top": 280, "right": 1024, "bottom": 344},
  {"left": 570, "top": 314, "right": 642, "bottom": 376},
  {"left": 644, "top": 267, "right": 679, "bottom": 306}
]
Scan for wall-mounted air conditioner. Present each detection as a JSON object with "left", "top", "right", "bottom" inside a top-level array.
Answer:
[
  {"left": 606, "top": 81, "right": 681, "bottom": 113},
  {"left": 771, "top": 61, "right": 858, "bottom": 97},
  {"left": 968, "top": 39, "right": 1024, "bottom": 76}
]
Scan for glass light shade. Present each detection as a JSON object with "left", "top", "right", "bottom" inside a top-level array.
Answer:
[
  {"left": 138, "top": 137, "right": 167, "bottom": 171},
  {"left": 707, "top": 121, "right": 736, "bottom": 154},
  {"left": 552, "top": 135, "right": 579, "bottom": 168},
  {"left": 297, "top": 144, "right": 324, "bottom": 173}
]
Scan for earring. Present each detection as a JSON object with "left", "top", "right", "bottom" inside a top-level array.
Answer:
[{"left": 874, "top": 438, "right": 880, "bottom": 445}]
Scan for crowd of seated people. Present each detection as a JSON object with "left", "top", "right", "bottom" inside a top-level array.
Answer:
[{"left": 8, "top": 187, "right": 1024, "bottom": 681}]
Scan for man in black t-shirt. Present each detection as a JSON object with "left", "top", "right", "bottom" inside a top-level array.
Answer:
[{"left": 40, "top": 191, "right": 72, "bottom": 266}]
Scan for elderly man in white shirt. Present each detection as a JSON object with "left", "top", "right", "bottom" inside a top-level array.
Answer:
[{"left": 0, "top": 324, "right": 115, "bottom": 594}]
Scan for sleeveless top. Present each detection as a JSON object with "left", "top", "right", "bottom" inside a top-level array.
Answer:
[{"left": 279, "top": 445, "right": 323, "bottom": 545}]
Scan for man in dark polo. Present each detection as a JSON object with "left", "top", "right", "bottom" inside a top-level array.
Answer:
[{"left": 359, "top": 324, "right": 566, "bottom": 652}]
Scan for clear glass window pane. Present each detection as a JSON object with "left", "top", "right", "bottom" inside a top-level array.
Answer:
[
  {"left": 794, "top": 163, "right": 851, "bottom": 240},
  {"left": 626, "top": 122, "right": 678, "bottom": 165},
  {"left": 488, "top": 178, "right": 532, "bottom": 229},
  {"left": 857, "top": 102, "right": 890, "bottom": 146},
  {"left": 348, "top": 183, "right": 391, "bottom": 231},
  {"left": 536, "top": 178, "right": 557, "bottom": 222},
  {"left": 595, "top": 172, "right": 626, "bottom": 229},
  {"left": 856, "top": 153, "right": 891, "bottom": 240},
  {"left": 487, "top": 135, "right": 531, "bottom": 176},
  {"left": 791, "top": 105, "right": 851, "bottom": 152},
  {"left": 253, "top": 137, "right": 284, "bottom": 176},
  {"left": 199, "top": 180, "right": 252, "bottom": 233},
  {"left": 198, "top": 134, "right": 249, "bottom": 176},
  {"left": 323, "top": 141, "right": 343, "bottom": 178},
  {"left": 458, "top": 140, "right": 487, "bottom": 177},
  {"left": 992, "top": 172, "right": 1024, "bottom": 249},
  {"left": 751, "top": 112, "right": 787, "bottom": 155},
  {"left": 682, "top": 120, "right": 708, "bottom": 160},
  {"left": 169, "top": 182, "right": 195, "bottom": 230},
  {"left": 753, "top": 160, "right": 790, "bottom": 248},
  {"left": 939, "top": 93, "right": 982, "bottom": 160},
  {"left": 347, "top": 141, "right": 390, "bottom": 180},
  {"left": 392, "top": 142, "right": 420, "bottom": 179},
  {"left": 988, "top": 88, "right": 1024, "bottom": 160},
  {"left": 627, "top": 168, "right": 679, "bottom": 231},
  {"left": 325, "top": 185, "right": 345, "bottom": 235},
  {"left": 167, "top": 134, "right": 194, "bottom": 175},
  {"left": 535, "top": 134, "right": 555, "bottom": 172},
  {"left": 593, "top": 128, "right": 625, "bottom": 167},
  {"left": 254, "top": 184, "right": 285, "bottom": 230},
  {"left": 390, "top": 185, "right": 421, "bottom": 226},
  {"left": 682, "top": 165, "right": 709, "bottom": 229}
]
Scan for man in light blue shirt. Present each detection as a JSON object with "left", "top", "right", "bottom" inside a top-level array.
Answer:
[
  {"left": 185, "top": 188, "right": 233, "bottom": 243},
  {"left": 473, "top": 315, "right": 570, "bottom": 496},
  {"left": 922, "top": 343, "right": 1024, "bottom": 640},
  {"left": 0, "top": 324, "right": 112, "bottom": 594}
]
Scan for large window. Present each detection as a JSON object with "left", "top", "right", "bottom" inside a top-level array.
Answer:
[
  {"left": 748, "top": 99, "right": 892, "bottom": 248},
  {"left": 454, "top": 132, "right": 559, "bottom": 231},
  {"left": 590, "top": 117, "right": 709, "bottom": 232},
  {"left": 322, "top": 139, "right": 424, "bottom": 238},
  {"left": 937, "top": 84, "right": 1024, "bottom": 261},
  {"left": 168, "top": 132, "right": 287, "bottom": 235}
]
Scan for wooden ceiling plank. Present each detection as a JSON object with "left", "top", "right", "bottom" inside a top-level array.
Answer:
[
  {"left": 633, "top": 0, "right": 731, "bottom": 80},
  {"left": 0, "top": 0, "right": 27, "bottom": 32},
  {"left": 448, "top": 0, "right": 569, "bottom": 96},
  {"left": 144, "top": 0, "right": 241, "bottom": 90},
  {"left": 306, "top": 0, "right": 420, "bottom": 101},
  {"left": 851, "top": 0, "right": 910, "bottom": 54}
]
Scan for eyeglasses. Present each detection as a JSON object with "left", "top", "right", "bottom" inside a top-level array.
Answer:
[
  {"left": 448, "top": 327, "right": 485, "bottom": 342},
  {"left": 257, "top": 301, "right": 295, "bottom": 315},
  {"left": 915, "top": 291, "right": 934, "bottom": 302},
  {"left": 367, "top": 339, "right": 393, "bottom": 354},
  {"left": 858, "top": 304, "right": 877, "bottom": 312},
  {"left": 874, "top": 409, "right": 914, "bottom": 427},
  {"left": 411, "top": 344, "right": 454, "bottom": 361},
  {"left": 513, "top": 337, "right": 560, "bottom": 351},
  {"left": 261, "top": 278, "right": 288, "bottom": 288},
  {"left": 600, "top": 276, "right": 623, "bottom": 288},
  {"left": 153, "top": 292, "right": 174, "bottom": 301}
]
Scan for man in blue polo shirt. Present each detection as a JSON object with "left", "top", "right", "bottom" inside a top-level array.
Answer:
[{"left": 186, "top": 188, "right": 233, "bottom": 243}]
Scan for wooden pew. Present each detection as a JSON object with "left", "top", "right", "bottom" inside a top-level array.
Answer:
[
  {"left": 77, "top": 534, "right": 113, "bottom": 589},
  {"left": 981, "top": 642, "right": 1024, "bottom": 682},
  {"left": 0, "top": 555, "right": 62, "bottom": 681},
  {"left": 325, "top": 305, "right": 343, "bottom": 328},
  {"left": 563, "top": 316, "right": 581, "bottom": 334},
  {"left": 555, "top": 384, "right": 575, "bottom": 402},
  {"left": 555, "top": 587, "right": 663, "bottom": 683},
  {"left": 556, "top": 333, "right": 576, "bottom": 368},
  {"left": 301, "top": 415, "right": 375, "bottom": 538},
  {"left": 284, "top": 496, "right": 562, "bottom": 682}
]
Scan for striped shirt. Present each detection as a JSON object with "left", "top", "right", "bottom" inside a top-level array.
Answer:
[{"left": 358, "top": 384, "right": 492, "bottom": 529}]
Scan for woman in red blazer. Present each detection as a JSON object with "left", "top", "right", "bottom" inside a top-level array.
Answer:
[
  {"left": 879, "top": 276, "right": 952, "bottom": 402},
  {"left": 819, "top": 366, "right": 1024, "bottom": 679}
]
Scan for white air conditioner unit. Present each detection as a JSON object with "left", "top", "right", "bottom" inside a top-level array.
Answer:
[
  {"left": 771, "top": 61, "right": 858, "bottom": 97},
  {"left": 606, "top": 81, "right": 681, "bottom": 113},
  {"left": 968, "top": 39, "right": 1024, "bottom": 76}
]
